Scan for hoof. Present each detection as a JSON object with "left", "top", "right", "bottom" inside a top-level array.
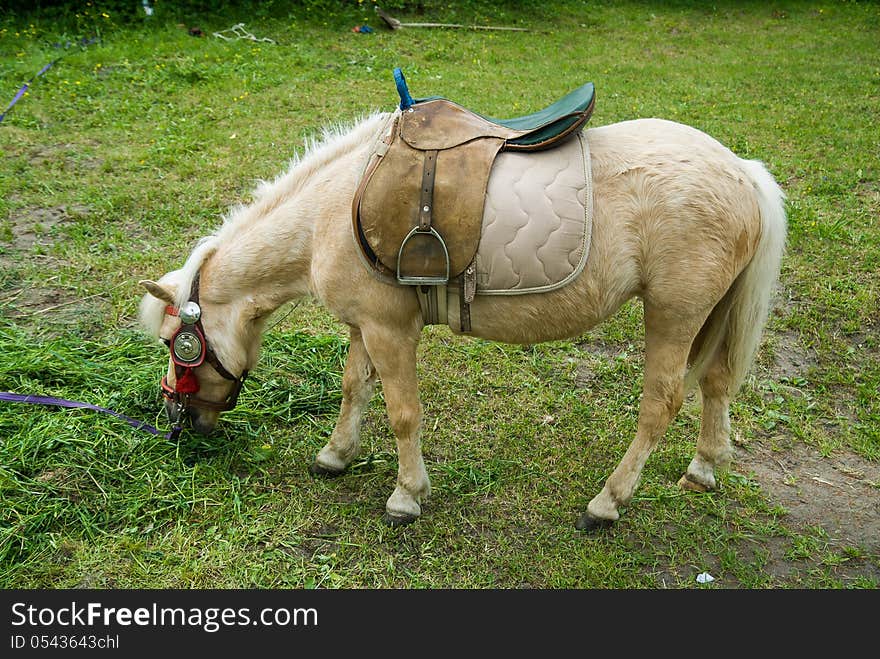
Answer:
[
  {"left": 575, "top": 512, "right": 615, "bottom": 534},
  {"left": 678, "top": 473, "right": 711, "bottom": 493},
  {"left": 309, "top": 462, "right": 345, "bottom": 478},
  {"left": 383, "top": 512, "right": 418, "bottom": 527}
]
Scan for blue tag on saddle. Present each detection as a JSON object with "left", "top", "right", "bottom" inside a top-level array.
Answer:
[{"left": 393, "top": 67, "right": 414, "bottom": 111}]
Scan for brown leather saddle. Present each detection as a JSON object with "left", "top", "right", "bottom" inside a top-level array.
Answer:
[{"left": 352, "top": 69, "right": 595, "bottom": 330}]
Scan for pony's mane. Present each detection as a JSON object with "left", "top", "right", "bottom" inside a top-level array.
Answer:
[
  {"left": 139, "top": 110, "right": 391, "bottom": 334},
  {"left": 251, "top": 110, "right": 391, "bottom": 211}
]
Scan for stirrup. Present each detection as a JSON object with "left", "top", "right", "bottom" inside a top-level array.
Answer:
[{"left": 396, "top": 226, "right": 450, "bottom": 285}]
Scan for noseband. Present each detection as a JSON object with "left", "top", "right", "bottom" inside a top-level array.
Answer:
[{"left": 160, "top": 273, "right": 248, "bottom": 414}]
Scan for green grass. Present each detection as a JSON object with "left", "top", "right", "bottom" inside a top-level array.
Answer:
[{"left": 1, "top": 1, "right": 878, "bottom": 588}]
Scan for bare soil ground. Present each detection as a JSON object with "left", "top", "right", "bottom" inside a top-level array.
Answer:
[
  {"left": 737, "top": 438, "right": 879, "bottom": 554},
  {"left": 1, "top": 204, "right": 112, "bottom": 324},
  {"left": 745, "top": 313, "right": 878, "bottom": 553}
]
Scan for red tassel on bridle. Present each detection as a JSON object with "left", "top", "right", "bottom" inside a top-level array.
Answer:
[{"left": 175, "top": 367, "right": 200, "bottom": 394}]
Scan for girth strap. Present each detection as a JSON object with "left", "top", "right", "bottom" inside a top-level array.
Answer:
[{"left": 415, "top": 284, "right": 447, "bottom": 327}]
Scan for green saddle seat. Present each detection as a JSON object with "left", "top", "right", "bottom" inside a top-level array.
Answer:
[
  {"left": 477, "top": 82, "right": 596, "bottom": 147},
  {"left": 395, "top": 68, "right": 595, "bottom": 151}
]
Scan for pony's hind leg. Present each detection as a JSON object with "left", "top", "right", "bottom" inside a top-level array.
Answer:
[
  {"left": 578, "top": 308, "right": 698, "bottom": 532},
  {"left": 312, "top": 326, "right": 377, "bottom": 475},
  {"left": 679, "top": 341, "right": 735, "bottom": 492}
]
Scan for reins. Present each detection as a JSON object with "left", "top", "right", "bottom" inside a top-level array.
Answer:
[{"left": 0, "top": 391, "right": 182, "bottom": 441}]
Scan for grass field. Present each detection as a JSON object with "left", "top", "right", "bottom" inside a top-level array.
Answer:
[{"left": 1, "top": 1, "right": 878, "bottom": 588}]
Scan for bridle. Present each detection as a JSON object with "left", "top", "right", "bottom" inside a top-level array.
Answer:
[{"left": 159, "top": 272, "right": 248, "bottom": 417}]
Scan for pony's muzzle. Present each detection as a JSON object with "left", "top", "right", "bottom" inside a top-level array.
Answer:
[
  {"left": 188, "top": 405, "right": 219, "bottom": 436},
  {"left": 164, "top": 397, "right": 186, "bottom": 425},
  {"left": 164, "top": 399, "right": 218, "bottom": 436}
]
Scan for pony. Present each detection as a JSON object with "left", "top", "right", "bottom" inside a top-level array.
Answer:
[{"left": 139, "top": 109, "right": 786, "bottom": 531}]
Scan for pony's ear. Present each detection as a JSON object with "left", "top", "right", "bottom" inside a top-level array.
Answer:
[{"left": 139, "top": 279, "right": 175, "bottom": 304}]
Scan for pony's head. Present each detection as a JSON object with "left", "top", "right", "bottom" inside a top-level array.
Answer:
[
  {"left": 138, "top": 110, "right": 392, "bottom": 434},
  {"left": 139, "top": 239, "right": 265, "bottom": 435}
]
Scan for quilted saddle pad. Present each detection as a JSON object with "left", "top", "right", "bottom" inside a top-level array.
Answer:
[{"left": 474, "top": 131, "right": 592, "bottom": 295}]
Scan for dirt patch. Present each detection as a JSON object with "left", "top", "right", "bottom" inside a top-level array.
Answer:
[
  {"left": 737, "top": 438, "right": 880, "bottom": 555},
  {"left": 27, "top": 142, "right": 102, "bottom": 171},
  {"left": 767, "top": 329, "right": 818, "bottom": 380},
  {"left": 856, "top": 177, "right": 878, "bottom": 203},
  {"left": 573, "top": 339, "right": 641, "bottom": 388},
  {"left": 4, "top": 204, "right": 90, "bottom": 249},
  {"left": 1, "top": 205, "right": 98, "bottom": 323},
  {"left": 648, "top": 455, "right": 879, "bottom": 588},
  {"left": 577, "top": 339, "right": 633, "bottom": 361}
]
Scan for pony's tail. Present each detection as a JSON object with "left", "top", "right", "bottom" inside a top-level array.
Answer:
[{"left": 685, "top": 159, "right": 787, "bottom": 395}]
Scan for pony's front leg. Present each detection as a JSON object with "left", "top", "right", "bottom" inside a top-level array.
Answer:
[
  {"left": 361, "top": 322, "right": 430, "bottom": 526},
  {"left": 311, "top": 326, "right": 377, "bottom": 475}
]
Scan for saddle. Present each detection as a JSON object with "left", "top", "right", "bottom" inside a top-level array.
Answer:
[{"left": 352, "top": 68, "right": 595, "bottom": 331}]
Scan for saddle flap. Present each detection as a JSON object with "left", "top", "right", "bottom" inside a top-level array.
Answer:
[
  {"left": 399, "top": 99, "right": 523, "bottom": 150},
  {"left": 358, "top": 135, "right": 505, "bottom": 280}
]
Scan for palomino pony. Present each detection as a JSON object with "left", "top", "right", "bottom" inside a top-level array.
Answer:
[{"left": 139, "top": 107, "right": 786, "bottom": 531}]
